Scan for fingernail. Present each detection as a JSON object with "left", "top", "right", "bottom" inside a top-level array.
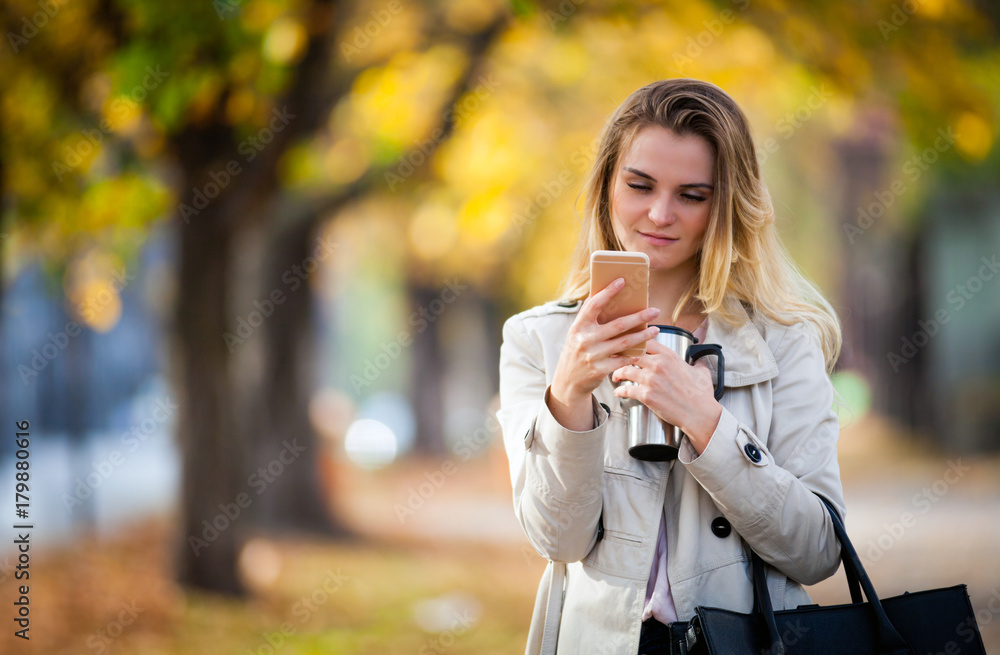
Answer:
[{"left": 615, "top": 277, "right": 625, "bottom": 287}]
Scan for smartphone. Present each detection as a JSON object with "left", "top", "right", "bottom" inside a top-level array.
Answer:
[{"left": 589, "top": 250, "right": 650, "bottom": 357}]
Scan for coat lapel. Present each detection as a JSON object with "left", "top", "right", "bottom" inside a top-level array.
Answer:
[{"left": 700, "top": 302, "right": 779, "bottom": 388}]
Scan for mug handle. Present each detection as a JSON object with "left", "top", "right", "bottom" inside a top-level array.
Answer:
[{"left": 686, "top": 344, "right": 725, "bottom": 400}]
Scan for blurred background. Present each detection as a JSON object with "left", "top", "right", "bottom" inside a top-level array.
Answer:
[{"left": 1, "top": 0, "right": 999, "bottom": 652}]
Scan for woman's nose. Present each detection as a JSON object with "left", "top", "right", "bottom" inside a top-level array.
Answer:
[{"left": 648, "top": 195, "right": 676, "bottom": 225}]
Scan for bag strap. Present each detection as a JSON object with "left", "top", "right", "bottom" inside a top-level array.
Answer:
[
  {"left": 540, "top": 559, "right": 566, "bottom": 654},
  {"left": 751, "top": 553, "right": 787, "bottom": 655},
  {"left": 749, "top": 494, "right": 913, "bottom": 655}
]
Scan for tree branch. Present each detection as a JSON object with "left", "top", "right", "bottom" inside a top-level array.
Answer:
[{"left": 285, "top": 11, "right": 512, "bottom": 231}]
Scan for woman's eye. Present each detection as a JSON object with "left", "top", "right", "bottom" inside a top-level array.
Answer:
[
  {"left": 681, "top": 194, "right": 707, "bottom": 203},
  {"left": 627, "top": 183, "right": 650, "bottom": 192}
]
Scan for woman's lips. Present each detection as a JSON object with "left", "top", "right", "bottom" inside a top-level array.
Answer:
[{"left": 640, "top": 232, "right": 678, "bottom": 245}]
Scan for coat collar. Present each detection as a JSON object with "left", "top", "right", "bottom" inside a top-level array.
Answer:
[{"left": 700, "top": 301, "right": 779, "bottom": 388}]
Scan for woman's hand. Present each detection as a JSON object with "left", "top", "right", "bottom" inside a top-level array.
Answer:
[
  {"left": 611, "top": 338, "right": 723, "bottom": 455},
  {"left": 547, "top": 278, "right": 661, "bottom": 431}
]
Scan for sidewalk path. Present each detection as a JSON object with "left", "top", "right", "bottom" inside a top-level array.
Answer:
[{"left": 331, "top": 414, "right": 1000, "bottom": 650}]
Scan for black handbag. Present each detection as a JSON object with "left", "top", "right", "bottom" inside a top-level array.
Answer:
[{"left": 666, "top": 495, "right": 988, "bottom": 655}]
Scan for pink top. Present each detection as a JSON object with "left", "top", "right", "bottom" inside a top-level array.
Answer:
[{"left": 642, "top": 318, "right": 709, "bottom": 625}]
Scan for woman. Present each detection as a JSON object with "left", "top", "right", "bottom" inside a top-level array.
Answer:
[{"left": 496, "top": 78, "right": 846, "bottom": 655}]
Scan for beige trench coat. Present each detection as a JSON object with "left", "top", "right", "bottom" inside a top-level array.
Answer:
[{"left": 496, "top": 298, "right": 846, "bottom": 655}]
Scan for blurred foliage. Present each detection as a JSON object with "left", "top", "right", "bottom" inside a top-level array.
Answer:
[{"left": 0, "top": 0, "right": 997, "bottom": 312}]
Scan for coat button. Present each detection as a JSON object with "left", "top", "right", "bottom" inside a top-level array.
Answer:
[
  {"left": 744, "top": 443, "right": 762, "bottom": 463},
  {"left": 711, "top": 517, "right": 731, "bottom": 538}
]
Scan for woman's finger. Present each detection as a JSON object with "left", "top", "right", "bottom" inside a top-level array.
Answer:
[
  {"left": 640, "top": 338, "right": 685, "bottom": 363},
  {"left": 592, "top": 354, "right": 635, "bottom": 385},
  {"left": 645, "top": 338, "right": 667, "bottom": 354},
  {"left": 594, "top": 306, "right": 658, "bottom": 343},
  {"left": 594, "top": 324, "right": 658, "bottom": 360},
  {"left": 613, "top": 380, "right": 640, "bottom": 399},
  {"left": 579, "top": 277, "right": 626, "bottom": 323},
  {"left": 610, "top": 361, "right": 641, "bottom": 382}
]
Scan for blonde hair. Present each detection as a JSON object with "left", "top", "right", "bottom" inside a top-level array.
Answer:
[{"left": 556, "top": 78, "right": 842, "bottom": 373}]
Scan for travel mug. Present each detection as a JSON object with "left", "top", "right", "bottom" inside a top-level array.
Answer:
[{"left": 612, "top": 325, "right": 725, "bottom": 461}]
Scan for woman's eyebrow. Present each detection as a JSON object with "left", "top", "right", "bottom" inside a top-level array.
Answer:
[
  {"left": 623, "top": 167, "right": 714, "bottom": 190},
  {"left": 623, "top": 166, "right": 657, "bottom": 182}
]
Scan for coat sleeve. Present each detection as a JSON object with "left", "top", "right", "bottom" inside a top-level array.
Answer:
[
  {"left": 677, "top": 322, "right": 845, "bottom": 586},
  {"left": 496, "top": 312, "right": 610, "bottom": 563}
]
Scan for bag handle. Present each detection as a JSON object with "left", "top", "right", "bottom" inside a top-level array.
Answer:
[
  {"left": 748, "top": 494, "right": 861, "bottom": 613},
  {"left": 749, "top": 494, "right": 913, "bottom": 655},
  {"left": 751, "top": 552, "right": 787, "bottom": 655}
]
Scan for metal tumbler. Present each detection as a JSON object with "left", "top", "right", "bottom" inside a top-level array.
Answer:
[{"left": 612, "top": 325, "right": 725, "bottom": 461}]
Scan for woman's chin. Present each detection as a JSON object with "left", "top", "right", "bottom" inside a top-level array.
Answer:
[{"left": 649, "top": 254, "right": 696, "bottom": 274}]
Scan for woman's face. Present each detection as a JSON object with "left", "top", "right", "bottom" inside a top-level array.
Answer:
[{"left": 609, "top": 125, "right": 715, "bottom": 274}]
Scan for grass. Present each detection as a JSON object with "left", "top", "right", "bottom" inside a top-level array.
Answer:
[{"left": 20, "top": 518, "right": 544, "bottom": 655}]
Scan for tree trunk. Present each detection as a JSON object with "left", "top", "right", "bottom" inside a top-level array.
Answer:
[
  {"left": 480, "top": 292, "right": 502, "bottom": 397},
  {"left": 833, "top": 110, "right": 934, "bottom": 441},
  {"left": 888, "top": 229, "right": 935, "bottom": 440},
  {"left": 173, "top": 207, "right": 247, "bottom": 595},
  {"left": 408, "top": 283, "right": 447, "bottom": 456},
  {"left": 250, "top": 216, "right": 348, "bottom": 534},
  {"left": 164, "top": 3, "right": 509, "bottom": 592}
]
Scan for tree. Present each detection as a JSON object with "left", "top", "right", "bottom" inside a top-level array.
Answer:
[
  {"left": 3, "top": 0, "right": 998, "bottom": 596},
  {"left": 2, "top": 0, "right": 511, "bottom": 593}
]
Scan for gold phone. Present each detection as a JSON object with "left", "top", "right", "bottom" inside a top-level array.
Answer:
[{"left": 589, "top": 250, "right": 650, "bottom": 357}]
